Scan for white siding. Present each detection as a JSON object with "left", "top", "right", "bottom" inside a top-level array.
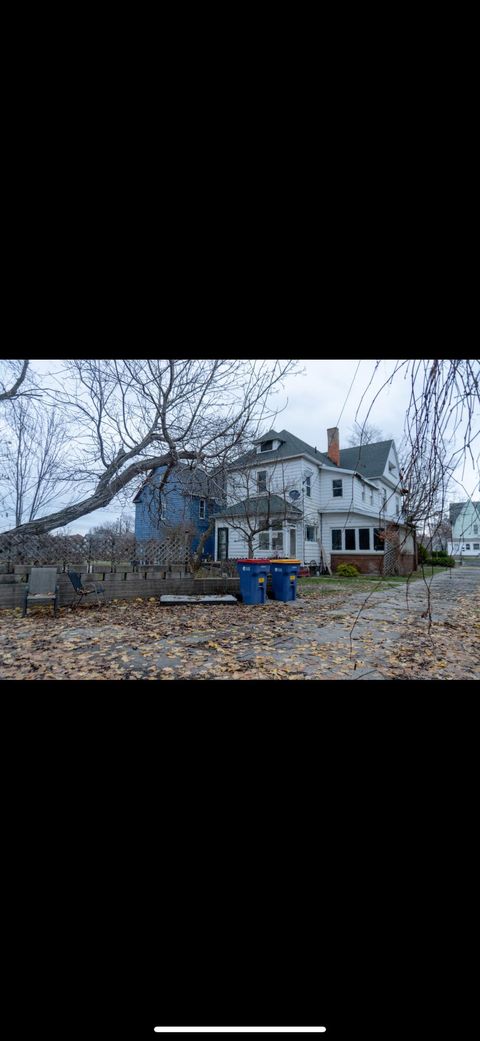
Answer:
[
  {"left": 219, "top": 440, "right": 406, "bottom": 563},
  {"left": 375, "top": 478, "right": 402, "bottom": 521}
]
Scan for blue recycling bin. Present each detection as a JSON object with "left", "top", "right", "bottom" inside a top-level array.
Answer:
[
  {"left": 236, "top": 559, "right": 271, "bottom": 605},
  {"left": 270, "top": 559, "right": 301, "bottom": 601}
]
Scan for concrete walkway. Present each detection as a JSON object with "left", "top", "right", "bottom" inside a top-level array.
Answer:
[{"left": 306, "top": 566, "right": 480, "bottom": 679}]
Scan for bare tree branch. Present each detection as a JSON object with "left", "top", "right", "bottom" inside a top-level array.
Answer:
[
  {"left": 0, "top": 360, "right": 29, "bottom": 401},
  {"left": 1, "top": 359, "right": 300, "bottom": 536}
]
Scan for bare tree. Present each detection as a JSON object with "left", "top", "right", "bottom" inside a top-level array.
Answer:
[
  {"left": 212, "top": 457, "right": 302, "bottom": 558},
  {"left": 0, "top": 360, "right": 30, "bottom": 402},
  {"left": 88, "top": 512, "right": 135, "bottom": 537},
  {"left": 355, "top": 360, "right": 480, "bottom": 528},
  {"left": 350, "top": 358, "right": 480, "bottom": 631},
  {"left": 347, "top": 421, "right": 385, "bottom": 446},
  {"left": 1, "top": 360, "right": 299, "bottom": 537},
  {"left": 0, "top": 399, "right": 71, "bottom": 527}
]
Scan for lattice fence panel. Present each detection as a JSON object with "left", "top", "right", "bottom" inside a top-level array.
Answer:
[{"left": 0, "top": 531, "right": 191, "bottom": 570}]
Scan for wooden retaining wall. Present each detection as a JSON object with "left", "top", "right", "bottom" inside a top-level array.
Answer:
[{"left": 0, "top": 566, "right": 240, "bottom": 610}]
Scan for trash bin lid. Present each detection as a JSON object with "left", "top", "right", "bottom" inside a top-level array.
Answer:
[
  {"left": 272, "top": 559, "right": 301, "bottom": 564},
  {"left": 236, "top": 558, "right": 271, "bottom": 564}
]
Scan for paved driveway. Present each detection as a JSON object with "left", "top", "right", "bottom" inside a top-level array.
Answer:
[{"left": 315, "top": 566, "right": 480, "bottom": 679}]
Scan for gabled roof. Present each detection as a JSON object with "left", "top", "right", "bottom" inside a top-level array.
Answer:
[
  {"left": 338, "top": 440, "right": 395, "bottom": 479},
  {"left": 233, "top": 428, "right": 397, "bottom": 478},
  {"left": 133, "top": 464, "right": 223, "bottom": 504},
  {"left": 232, "top": 429, "right": 335, "bottom": 468},
  {"left": 449, "top": 501, "right": 480, "bottom": 525},
  {"left": 252, "top": 429, "right": 282, "bottom": 444},
  {"left": 211, "top": 494, "right": 302, "bottom": 520}
]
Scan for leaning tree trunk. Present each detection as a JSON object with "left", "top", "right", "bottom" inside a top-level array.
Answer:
[{"left": 190, "top": 520, "right": 215, "bottom": 573}]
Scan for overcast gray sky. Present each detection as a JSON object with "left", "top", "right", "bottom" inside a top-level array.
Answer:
[{"left": 2, "top": 359, "right": 478, "bottom": 534}]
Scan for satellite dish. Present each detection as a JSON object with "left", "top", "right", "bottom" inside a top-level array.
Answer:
[{"left": 289, "top": 490, "right": 301, "bottom": 500}]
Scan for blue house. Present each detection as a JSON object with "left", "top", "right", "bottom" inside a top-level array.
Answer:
[{"left": 133, "top": 464, "right": 223, "bottom": 559}]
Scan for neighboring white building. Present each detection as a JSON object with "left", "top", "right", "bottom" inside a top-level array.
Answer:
[
  {"left": 211, "top": 427, "right": 416, "bottom": 574},
  {"left": 448, "top": 500, "right": 480, "bottom": 557}
]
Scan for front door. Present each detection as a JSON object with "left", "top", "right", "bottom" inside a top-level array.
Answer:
[
  {"left": 289, "top": 527, "right": 297, "bottom": 557},
  {"left": 217, "top": 527, "right": 229, "bottom": 561}
]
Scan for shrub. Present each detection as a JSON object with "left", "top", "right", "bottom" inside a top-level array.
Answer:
[
  {"left": 418, "top": 543, "right": 428, "bottom": 563},
  {"left": 424, "top": 556, "right": 455, "bottom": 568},
  {"left": 336, "top": 562, "right": 360, "bottom": 577}
]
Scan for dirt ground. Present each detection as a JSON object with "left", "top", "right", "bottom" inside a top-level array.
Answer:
[{"left": 0, "top": 567, "right": 478, "bottom": 680}]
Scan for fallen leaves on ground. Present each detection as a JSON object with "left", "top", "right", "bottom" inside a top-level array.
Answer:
[{"left": 0, "top": 570, "right": 478, "bottom": 680}]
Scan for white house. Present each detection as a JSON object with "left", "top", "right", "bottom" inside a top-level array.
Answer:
[
  {"left": 448, "top": 501, "right": 480, "bottom": 558},
  {"left": 211, "top": 427, "right": 417, "bottom": 575}
]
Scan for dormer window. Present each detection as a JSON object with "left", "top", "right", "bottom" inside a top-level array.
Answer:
[
  {"left": 389, "top": 461, "right": 397, "bottom": 473},
  {"left": 260, "top": 440, "right": 274, "bottom": 452}
]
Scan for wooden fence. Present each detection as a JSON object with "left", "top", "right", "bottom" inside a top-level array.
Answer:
[{"left": 0, "top": 531, "right": 190, "bottom": 572}]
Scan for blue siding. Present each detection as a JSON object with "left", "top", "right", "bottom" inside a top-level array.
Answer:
[{"left": 134, "top": 466, "right": 216, "bottom": 558}]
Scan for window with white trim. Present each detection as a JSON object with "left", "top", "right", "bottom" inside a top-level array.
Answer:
[
  {"left": 361, "top": 484, "right": 365, "bottom": 502},
  {"left": 474, "top": 524, "right": 478, "bottom": 534},
  {"left": 257, "top": 471, "right": 267, "bottom": 493},
  {"left": 199, "top": 498, "right": 206, "bottom": 519},
  {"left": 305, "top": 475, "right": 311, "bottom": 498},
  {"left": 272, "top": 529, "right": 284, "bottom": 552},
  {"left": 259, "top": 531, "right": 269, "bottom": 550},
  {"left": 345, "top": 529, "right": 356, "bottom": 550},
  {"left": 473, "top": 543, "right": 480, "bottom": 550},
  {"left": 332, "top": 479, "right": 343, "bottom": 498},
  {"left": 305, "top": 524, "right": 317, "bottom": 542}
]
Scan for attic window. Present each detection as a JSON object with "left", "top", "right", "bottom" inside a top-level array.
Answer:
[
  {"left": 389, "top": 462, "right": 396, "bottom": 472},
  {"left": 260, "top": 440, "right": 274, "bottom": 452}
]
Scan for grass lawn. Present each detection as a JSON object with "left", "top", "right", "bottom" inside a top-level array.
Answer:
[{"left": 297, "top": 567, "right": 450, "bottom": 595}]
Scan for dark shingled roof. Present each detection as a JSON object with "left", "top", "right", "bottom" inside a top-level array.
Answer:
[
  {"left": 211, "top": 494, "right": 302, "bottom": 520},
  {"left": 233, "top": 428, "right": 396, "bottom": 477},
  {"left": 232, "top": 429, "right": 336, "bottom": 469},
  {"left": 338, "top": 440, "right": 395, "bottom": 478},
  {"left": 449, "top": 501, "right": 480, "bottom": 525}
]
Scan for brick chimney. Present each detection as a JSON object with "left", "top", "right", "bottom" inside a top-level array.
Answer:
[{"left": 327, "top": 426, "right": 340, "bottom": 466}]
